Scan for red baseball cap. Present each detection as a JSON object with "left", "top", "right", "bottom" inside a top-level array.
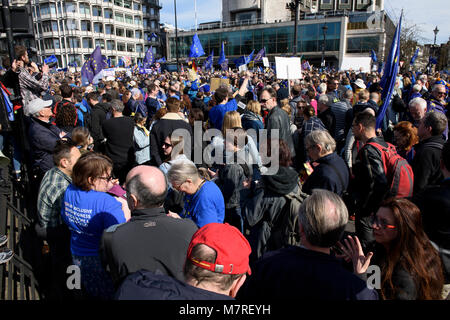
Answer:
[{"left": 186, "top": 223, "right": 252, "bottom": 275}]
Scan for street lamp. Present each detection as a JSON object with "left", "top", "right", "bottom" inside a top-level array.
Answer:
[
  {"left": 286, "top": 0, "right": 300, "bottom": 56},
  {"left": 174, "top": 0, "right": 180, "bottom": 72},
  {"left": 433, "top": 26, "right": 439, "bottom": 45},
  {"left": 321, "top": 23, "right": 328, "bottom": 67}
]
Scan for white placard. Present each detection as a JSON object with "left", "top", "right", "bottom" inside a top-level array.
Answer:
[
  {"left": 274, "top": 57, "right": 302, "bottom": 80},
  {"left": 102, "top": 68, "right": 116, "bottom": 78},
  {"left": 238, "top": 64, "right": 248, "bottom": 72},
  {"left": 262, "top": 57, "right": 269, "bottom": 67},
  {"left": 339, "top": 56, "right": 371, "bottom": 72}
]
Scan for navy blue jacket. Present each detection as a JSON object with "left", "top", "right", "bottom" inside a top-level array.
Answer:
[
  {"left": 302, "top": 152, "right": 350, "bottom": 196},
  {"left": 238, "top": 246, "right": 378, "bottom": 300},
  {"left": 28, "top": 117, "right": 61, "bottom": 175},
  {"left": 116, "top": 270, "right": 234, "bottom": 300}
]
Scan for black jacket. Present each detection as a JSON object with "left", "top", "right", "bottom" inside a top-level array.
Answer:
[
  {"left": 266, "top": 106, "right": 295, "bottom": 157},
  {"left": 100, "top": 207, "right": 198, "bottom": 288},
  {"left": 102, "top": 116, "right": 135, "bottom": 166},
  {"left": 149, "top": 113, "right": 193, "bottom": 166},
  {"left": 238, "top": 246, "right": 378, "bottom": 300},
  {"left": 90, "top": 101, "right": 110, "bottom": 148},
  {"left": 116, "top": 270, "right": 233, "bottom": 300},
  {"left": 352, "top": 137, "right": 389, "bottom": 217},
  {"left": 302, "top": 152, "right": 350, "bottom": 196},
  {"left": 413, "top": 178, "right": 450, "bottom": 283},
  {"left": 317, "top": 107, "right": 336, "bottom": 139},
  {"left": 243, "top": 166, "right": 299, "bottom": 262},
  {"left": 411, "top": 136, "right": 445, "bottom": 195}
]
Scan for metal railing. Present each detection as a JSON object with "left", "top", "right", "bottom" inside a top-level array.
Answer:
[{"left": 0, "top": 178, "right": 40, "bottom": 300}]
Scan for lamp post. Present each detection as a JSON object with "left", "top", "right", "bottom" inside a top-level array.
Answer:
[
  {"left": 433, "top": 26, "right": 439, "bottom": 45},
  {"left": 286, "top": 0, "right": 300, "bottom": 56},
  {"left": 174, "top": 0, "right": 180, "bottom": 72},
  {"left": 321, "top": 23, "right": 328, "bottom": 67}
]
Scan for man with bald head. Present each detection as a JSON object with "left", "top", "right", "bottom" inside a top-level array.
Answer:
[{"left": 100, "top": 165, "right": 198, "bottom": 288}]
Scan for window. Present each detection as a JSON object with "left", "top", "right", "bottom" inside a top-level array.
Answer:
[
  {"left": 95, "top": 39, "right": 105, "bottom": 49},
  {"left": 57, "top": 2, "right": 62, "bottom": 15},
  {"left": 35, "top": 6, "right": 40, "bottom": 18},
  {"left": 143, "top": 19, "right": 148, "bottom": 28},
  {"left": 115, "top": 13, "right": 124, "bottom": 22},
  {"left": 117, "top": 42, "right": 126, "bottom": 51},
  {"left": 150, "top": 21, "right": 155, "bottom": 29},
  {"left": 134, "top": 16, "right": 142, "bottom": 25},
  {"left": 133, "top": 2, "right": 141, "bottom": 11},
  {"left": 42, "top": 21, "right": 52, "bottom": 33},
  {"left": 126, "top": 30, "right": 134, "bottom": 38},
  {"left": 92, "top": 6, "right": 102, "bottom": 17},
  {"left": 322, "top": 0, "right": 331, "bottom": 3},
  {"left": 347, "top": 36, "right": 379, "bottom": 53},
  {"left": 40, "top": 4, "right": 50, "bottom": 16},
  {"left": 116, "top": 28, "right": 124, "bottom": 37},
  {"left": 94, "top": 23, "right": 103, "bottom": 33},
  {"left": 50, "top": 3, "right": 57, "bottom": 15},
  {"left": 104, "top": 9, "right": 113, "bottom": 19},
  {"left": 105, "top": 24, "right": 114, "bottom": 34},
  {"left": 127, "top": 43, "right": 134, "bottom": 52},
  {"left": 65, "top": 19, "right": 78, "bottom": 31},
  {"left": 65, "top": 2, "right": 77, "bottom": 14},
  {"left": 135, "top": 30, "right": 142, "bottom": 39},
  {"left": 44, "top": 38, "right": 54, "bottom": 50},
  {"left": 60, "top": 38, "right": 65, "bottom": 49},
  {"left": 81, "top": 21, "right": 91, "bottom": 32},
  {"left": 143, "top": 5, "right": 147, "bottom": 14},
  {"left": 53, "top": 39, "right": 60, "bottom": 49},
  {"left": 67, "top": 37, "right": 80, "bottom": 48},
  {"left": 79, "top": 3, "right": 91, "bottom": 15},
  {"left": 125, "top": 15, "right": 133, "bottom": 24},
  {"left": 52, "top": 21, "right": 59, "bottom": 32},
  {"left": 114, "top": 0, "right": 123, "bottom": 7},
  {"left": 136, "top": 44, "right": 143, "bottom": 53},
  {"left": 150, "top": 8, "right": 154, "bottom": 15},
  {"left": 107, "top": 40, "right": 115, "bottom": 50},
  {"left": 82, "top": 38, "right": 93, "bottom": 49},
  {"left": 124, "top": 0, "right": 132, "bottom": 9},
  {"left": 68, "top": 55, "right": 81, "bottom": 67},
  {"left": 59, "top": 20, "right": 64, "bottom": 32}
]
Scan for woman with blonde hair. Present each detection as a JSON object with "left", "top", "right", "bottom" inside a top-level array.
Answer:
[
  {"left": 241, "top": 100, "right": 264, "bottom": 138},
  {"left": 281, "top": 99, "right": 298, "bottom": 134}
]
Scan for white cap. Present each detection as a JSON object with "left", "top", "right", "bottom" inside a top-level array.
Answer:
[
  {"left": 27, "top": 98, "right": 53, "bottom": 116},
  {"left": 129, "top": 80, "right": 137, "bottom": 87},
  {"left": 354, "top": 78, "right": 366, "bottom": 89}
]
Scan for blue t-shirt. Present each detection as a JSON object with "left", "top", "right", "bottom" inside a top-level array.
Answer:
[
  {"left": 208, "top": 99, "right": 238, "bottom": 130},
  {"left": 61, "top": 184, "right": 126, "bottom": 256},
  {"left": 181, "top": 181, "right": 225, "bottom": 228}
]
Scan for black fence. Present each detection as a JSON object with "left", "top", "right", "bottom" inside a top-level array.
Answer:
[{"left": 0, "top": 177, "right": 41, "bottom": 300}]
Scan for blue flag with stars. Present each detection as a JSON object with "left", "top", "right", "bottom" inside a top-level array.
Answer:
[
  {"left": 370, "top": 49, "right": 377, "bottom": 63},
  {"left": 254, "top": 48, "right": 265, "bottom": 62},
  {"left": 377, "top": 13, "right": 402, "bottom": 130},
  {"left": 189, "top": 33, "right": 205, "bottom": 58},
  {"left": 245, "top": 50, "right": 255, "bottom": 64},
  {"left": 203, "top": 50, "right": 214, "bottom": 71},
  {"left": 410, "top": 48, "right": 419, "bottom": 65},
  {"left": 81, "top": 46, "right": 105, "bottom": 85},
  {"left": 143, "top": 46, "right": 155, "bottom": 68}
]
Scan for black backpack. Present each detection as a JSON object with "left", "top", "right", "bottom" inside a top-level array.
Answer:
[{"left": 270, "top": 180, "right": 309, "bottom": 249}]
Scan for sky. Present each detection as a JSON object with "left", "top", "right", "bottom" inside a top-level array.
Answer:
[{"left": 159, "top": 0, "right": 449, "bottom": 45}]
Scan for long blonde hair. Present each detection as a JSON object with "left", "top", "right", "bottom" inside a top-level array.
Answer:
[{"left": 222, "top": 110, "right": 242, "bottom": 135}]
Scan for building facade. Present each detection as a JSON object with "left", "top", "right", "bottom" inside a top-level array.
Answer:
[
  {"left": 5, "top": 0, "right": 162, "bottom": 68},
  {"left": 167, "top": 0, "right": 394, "bottom": 70}
]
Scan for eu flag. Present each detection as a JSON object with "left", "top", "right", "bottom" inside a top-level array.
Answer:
[
  {"left": 254, "top": 48, "right": 265, "bottom": 62},
  {"left": 203, "top": 50, "right": 214, "bottom": 71},
  {"left": 377, "top": 13, "right": 402, "bottom": 130},
  {"left": 143, "top": 46, "right": 155, "bottom": 67},
  {"left": 81, "top": 46, "right": 105, "bottom": 85},
  {"left": 189, "top": 33, "right": 205, "bottom": 58},
  {"left": 233, "top": 56, "right": 246, "bottom": 68},
  {"left": 245, "top": 50, "right": 255, "bottom": 64},
  {"left": 370, "top": 49, "right": 377, "bottom": 63},
  {"left": 410, "top": 48, "right": 419, "bottom": 65},
  {"left": 156, "top": 57, "right": 166, "bottom": 63}
]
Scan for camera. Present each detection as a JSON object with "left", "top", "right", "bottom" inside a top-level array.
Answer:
[{"left": 26, "top": 47, "right": 38, "bottom": 58}]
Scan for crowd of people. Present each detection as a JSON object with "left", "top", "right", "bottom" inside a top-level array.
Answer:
[{"left": 0, "top": 44, "right": 449, "bottom": 300}]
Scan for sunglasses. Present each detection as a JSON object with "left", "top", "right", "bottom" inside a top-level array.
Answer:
[
  {"left": 259, "top": 98, "right": 269, "bottom": 103},
  {"left": 370, "top": 214, "right": 396, "bottom": 230}
]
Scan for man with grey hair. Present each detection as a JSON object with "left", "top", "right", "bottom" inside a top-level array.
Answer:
[
  {"left": 238, "top": 189, "right": 378, "bottom": 300},
  {"left": 102, "top": 99, "right": 135, "bottom": 183},
  {"left": 317, "top": 94, "right": 336, "bottom": 138},
  {"left": 302, "top": 130, "right": 349, "bottom": 196},
  {"left": 100, "top": 165, "right": 198, "bottom": 288},
  {"left": 427, "top": 83, "right": 448, "bottom": 139},
  {"left": 408, "top": 97, "right": 428, "bottom": 128},
  {"left": 412, "top": 111, "right": 448, "bottom": 195}
]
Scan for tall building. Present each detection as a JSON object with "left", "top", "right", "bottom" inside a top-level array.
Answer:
[
  {"left": 10, "top": 0, "right": 163, "bottom": 68},
  {"left": 167, "top": 0, "right": 392, "bottom": 70}
]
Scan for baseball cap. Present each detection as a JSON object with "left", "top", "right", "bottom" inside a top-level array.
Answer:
[
  {"left": 186, "top": 223, "right": 252, "bottom": 275},
  {"left": 27, "top": 98, "right": 53, "bottom": 116}
]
